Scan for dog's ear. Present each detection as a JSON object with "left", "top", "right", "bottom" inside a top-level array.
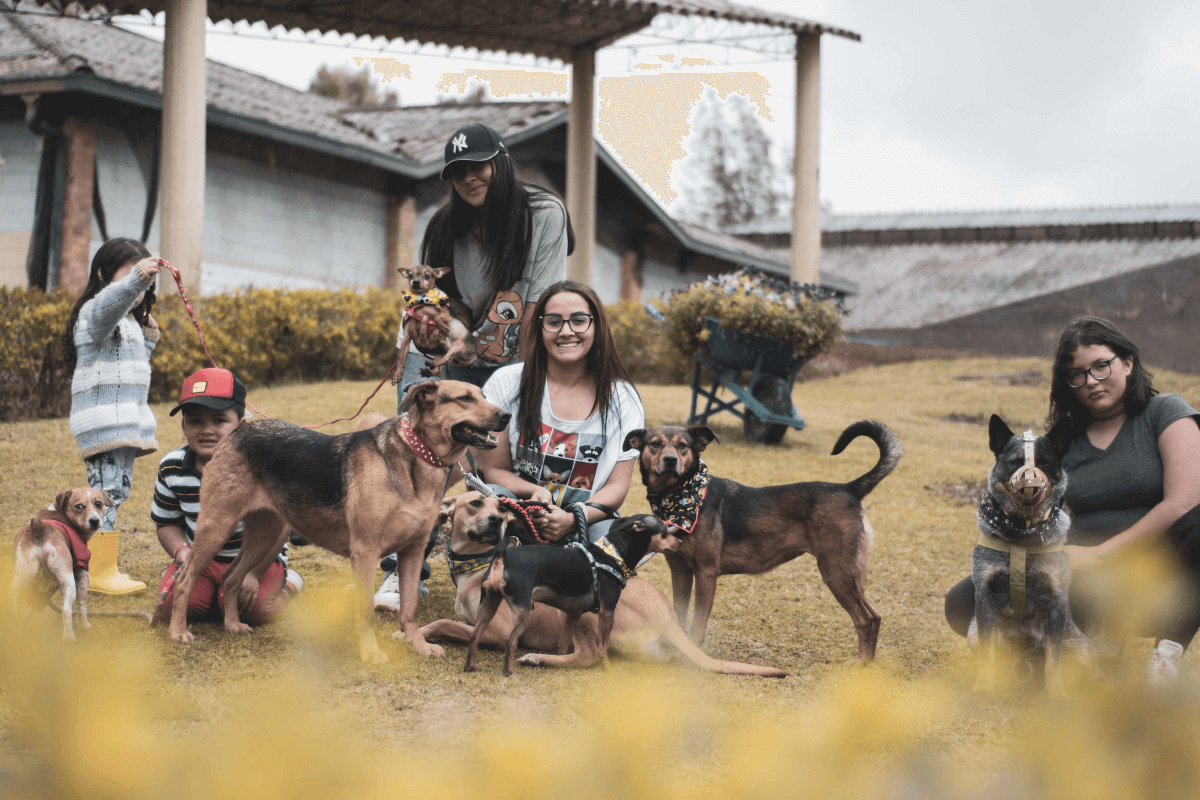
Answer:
[
  {"left": 623, "top": 429, "right": 646, "bottom": 451},
  {"left": 439, "top": 495, "right": 459, "bottom": 526},
  {"left": 431, "top": 267, "right": 450, "bottom": 278},
  {"left": 688, "top": 426, "right": 719, "bottom": 452},
  {"left": 400, "top": 381, "right": 439, "bottom": 414},
  {"left": 398, "top": 267, "right": 414, "bottom": 279},
  {"left": 54, "top": 489, "right": 72, "bottom": 512},
  {"left": 98, "top": 490, "right": 114, "bottom": 508},
  {"left": 1046, "top": 420, "right": 1073, "bottom": 460},
  {"left": 988, "top": 414, "right": 1016, "bottom": 456}
]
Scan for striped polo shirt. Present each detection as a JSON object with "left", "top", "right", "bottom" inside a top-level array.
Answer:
[{"left": 150, "top": 445, "right": 287, "bottom": 565}]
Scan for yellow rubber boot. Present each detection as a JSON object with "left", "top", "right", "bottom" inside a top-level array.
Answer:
[{"left": 87, "top": 531, "right": 147, "bottom": 595}]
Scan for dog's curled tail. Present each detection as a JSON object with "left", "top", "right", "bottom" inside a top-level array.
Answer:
[
  {"left": 831, "top": 420, "right": 903, "bottom": 500},
  {"left": 664, "top": 622, "right": 789, "bottom": 678}
]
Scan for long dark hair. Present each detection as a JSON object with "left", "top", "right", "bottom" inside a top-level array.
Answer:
[
  {"left": 1045, "top": 315, "right": 1156, "bottom": 448},
  {"left": 420, "top": 154, "right": 573, "bottom": 303},
  {"left": 61, "top": 237, "right": 154, "bottom": 372},
  {"left": 514, "top": 281, "right": 635, "bottom": 451}
]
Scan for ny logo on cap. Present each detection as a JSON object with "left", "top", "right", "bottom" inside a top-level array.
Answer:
[
  {"left": 193, "top": 381, "right": 207, "bottom": 393},
  {"left": 451, "top": 133, "right": 468, "bottom": 153}
]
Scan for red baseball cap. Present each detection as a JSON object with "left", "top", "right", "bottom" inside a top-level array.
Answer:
[{"left": 169, "top": 367, "right": 246, "bottom": 416}]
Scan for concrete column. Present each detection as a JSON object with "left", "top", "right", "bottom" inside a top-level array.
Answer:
[
  {"left": 791, "top": 33, "right": 821, "bottom": 286},
  {"left": 619, "top": 249, "right": 641, "bottom": 302},
  {"left": 566, "top": 47, "right": 596, "bottom": 286},
  {"left": 161, "top": 0, "right": 207, "bottom": 291},
  {"left": 385, "top": 193, "right": 417, "bottom": 289},
  {"left": 59, "top": 117, "right": 96, "bottom": 293}
]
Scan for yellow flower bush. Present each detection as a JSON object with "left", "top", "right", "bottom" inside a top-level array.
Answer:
[{"left": 662, "top": 268, "right": 845, "bottom": 363}]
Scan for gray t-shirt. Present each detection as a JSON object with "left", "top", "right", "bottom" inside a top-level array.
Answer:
[
  {"left": 452, "top": 192, "right": 568, "bottom": 366},
  {"left": 1063, "top": 393, "right": 1200, "bottom": 545}
]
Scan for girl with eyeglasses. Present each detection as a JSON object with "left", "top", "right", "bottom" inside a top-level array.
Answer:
[
  {"left": 945, "top": 316, "right": 1200, "bottom": 685},
  {"left": 479, "top": 281, "right": 645, "bottom": 544}
]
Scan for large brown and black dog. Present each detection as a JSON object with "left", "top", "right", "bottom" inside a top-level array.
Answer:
[
  {"left": 420, "top": 491, "right": 789, "bottom": 677},
  {"left": 166, "top": 380, "right": 509, "bottom": 663},
  {"left": 625, "top": 421, "right": 902, "bottom": 662}
]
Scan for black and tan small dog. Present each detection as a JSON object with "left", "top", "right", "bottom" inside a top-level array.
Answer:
[
  {"left": 464, "top": 515, "right": 682, "bottom": 676},
  {"left": 11, "top": 488, "right": 111, "bottom": 640},
  {"left": 396, "top": 265, "right": 475, "bottom": 376},
  {"left": 970, "top": 415, "right": 1087, "bottom": 696},
  {"left": 625, "top": 421, "right": 901, "bottom": 662}
]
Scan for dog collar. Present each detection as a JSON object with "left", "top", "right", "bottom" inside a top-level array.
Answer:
[
  {"left": 401, "top": 288, "right": 450, "bottom": 309},
  {"left": 977, "top": 495, "right": 1060, "bottom": 541},
  {"left": 447, "top": 545, "right": 505, "bottom": 585},
  {"left": 42, "top": 518, "right": 91, "bottom": 570},
  {"left": 646, "top": 461, "right": 709, "bottom": 535},
  {"left": 400, "top": 415, "right": 446, "bottom": 468},
  {"left": 595, "top": 535, "right": 637, "bottom": 581},
  {"left": 975, "top": 532, "right": 1064, "bottom": 618}
]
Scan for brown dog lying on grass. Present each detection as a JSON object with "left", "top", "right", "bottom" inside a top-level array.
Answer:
[
  {"left": 11, "top": 488, "right": 110, "bottom": 640},
  {"left": 625, "top": 421, "right": 902, "bottom": 663},
  {"left": 166, "top": 380, "right": 510, "bottom": 663},
  {"left": 419, "top": 491, "right": 789, "bottom": 677}
]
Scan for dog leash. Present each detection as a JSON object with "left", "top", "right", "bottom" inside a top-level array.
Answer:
[
  {"left": 975, "top": 532, "right": 1064, "bottom": 617},
  {"left": 460, "top": 469, "right": 551, "bottom": 544},
  {"left": 159, "top": 259, "right": 402, "bottom": 429}
]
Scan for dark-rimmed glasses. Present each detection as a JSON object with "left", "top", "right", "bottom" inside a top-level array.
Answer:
[
  {"left": 1065, "top": 356, "right": 1119, "bottom": 388},
  {"left": 541, "top": 313, "right": 593, "bottom": 333}
]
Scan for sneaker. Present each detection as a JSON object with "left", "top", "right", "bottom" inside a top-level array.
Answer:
[
  {"left": 284, "top": 569, "right": 304, "bottom": 597},
  {"left": 374, "top": 571, "right": 401, "bottom": 612},
  {"left": 1146, "top": 639, "right": 1184, "bottom": 686}
]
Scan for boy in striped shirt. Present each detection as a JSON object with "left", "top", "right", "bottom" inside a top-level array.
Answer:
[{"left": 151, "top": 368, "right": 301, "bottom": 626}]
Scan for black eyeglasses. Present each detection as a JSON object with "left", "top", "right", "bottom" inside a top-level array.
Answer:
[
  {"left": 1065, "top": 356, "right": 1119, "bottom": 388},
  {"left": 541, "top": 313, "right": 593, "bottom": 333}
]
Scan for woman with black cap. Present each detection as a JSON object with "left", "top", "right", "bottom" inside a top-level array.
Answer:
[{"left": 377, "top": 122, "right": 573, "bottom": 611}]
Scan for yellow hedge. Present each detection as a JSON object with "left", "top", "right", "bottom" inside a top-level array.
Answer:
[{"left": 1, "top": 288, "right": 689, "bottom": 422}]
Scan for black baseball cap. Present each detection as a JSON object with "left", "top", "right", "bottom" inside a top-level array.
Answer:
[
  {"left": 170, "top": 367, "right": 247, "bottom": 416},
  {"left": 440, "top": 123, "right": 508, "bottom": 180}
]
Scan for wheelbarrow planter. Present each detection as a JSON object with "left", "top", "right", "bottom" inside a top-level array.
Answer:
[{"left": 686, "top": 317, "right": 806, "bottom": 444}]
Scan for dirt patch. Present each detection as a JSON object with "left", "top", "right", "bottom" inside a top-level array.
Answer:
[
  {"left": 945, "top": 413, "right": 987, "bottom": 425},
  {"left": 926, "top": 479, "right": 988, "bottom": 506}
]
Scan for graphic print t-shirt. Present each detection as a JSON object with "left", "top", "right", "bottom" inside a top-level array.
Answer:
[{"left": 482, "top": 364, "right": 644, "bottom": 507}]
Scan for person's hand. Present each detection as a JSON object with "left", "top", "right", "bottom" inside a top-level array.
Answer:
[
  {"left": 533, "top": 504, "right": 577, "bottom": 542},
  {"left": 528, "top": 485, "right": 553, "bottom": 505},
  {"left": 1064, "top": 544, "right": 1103, "bottom": 571},
  {"left": 174, "top": 543, "right": 191, "bottom": 570},
  {"left": 145, "top": 313, "right": 158, "bottom": 330},
  {"left": 237, "top": 574, "right": 261, "bottom": 614},
  {"left": 135, "top": 257, "right": 161, "bottom": 281}
]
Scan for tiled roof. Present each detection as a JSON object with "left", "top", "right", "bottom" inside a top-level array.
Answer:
[
  {"left": 338, "top": 101, "right": 565, "bottom": 162},
  {"left": 727, "top": 205, "right": 1200, "bottom": 236},
  {"left": 790, "top": 239, "right": 1200, "bottom": 331}
]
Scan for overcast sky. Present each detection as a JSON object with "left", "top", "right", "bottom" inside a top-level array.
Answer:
[{"left": 116, "top": 0, "right": 1200, "bottom": 214}]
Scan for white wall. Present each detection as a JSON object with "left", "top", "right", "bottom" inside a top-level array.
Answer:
[{"left": 0, "top": 121, "right": 40, "bottom": 287}]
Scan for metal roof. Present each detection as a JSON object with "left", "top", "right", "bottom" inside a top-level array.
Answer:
[
  {"left": 800, "top": 239, "right": 1200, "bottom": 331},
  {"left": 726, "top": 205, "right": 1200, "bottom": 236},
  {"left": 30, "top": 1, "right": 858, "bottom": 61}
]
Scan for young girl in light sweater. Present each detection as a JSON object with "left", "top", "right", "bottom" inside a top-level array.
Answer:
[{"left": 60, "top": 237, "right": 162, "bottom": 594}]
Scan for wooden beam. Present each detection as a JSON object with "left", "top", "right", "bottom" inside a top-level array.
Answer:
[
  {"left": 161, "top": 0, "right": 207, "bottom": 291},
  {"left": 791, "top": 32, "right": 820, "bottom": 285},
  {"left": 566, "top": 46, "right": 596, "bottom": 287},
  {"left": 59, "top": 117, "right": 96, "bottom": 294},
  {"left": 385, "top": 192, "right": 417, "bottom": 288}
]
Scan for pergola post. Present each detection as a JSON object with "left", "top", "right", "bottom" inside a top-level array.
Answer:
[
  {"left": 791, "top": 32, "right": 821, "bottom": 286},
  {"left": 161, "top": 0, "right": 207, "bottom": 290},
  {"left": 566, "top": 46, "right": 596, "bottom": 286}
]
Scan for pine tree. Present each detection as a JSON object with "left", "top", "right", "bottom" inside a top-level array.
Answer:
[{"left": 308, "top": 64, "right": 399, "bottom": 107}]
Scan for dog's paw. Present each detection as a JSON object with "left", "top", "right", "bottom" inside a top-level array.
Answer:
[
  {"left": 224, "top": 621, "right": 253, "bottom": 635},
  {"left": 517, "top": 653, "right": 548, "bottom": 668},
  {"left": 842, "top": 657, "right": 870, "bottom": 669},
  {"left": 80, "top": 618, "right": 92, "bottom": 629},
  {"left": 463, "top": 662, "right": 478, "bottom": 673},
  {"left": 416, "top": 642, "right": 445, "bottom": 658},
  {"left": 972, "top": 676, "right": 995, "bottom": 695},
  {"left": 359, "top": 647, "right": 390, "bottom": 665},
  {"left": 169, "top": 628, "right": 195, "bottom": 644},
  {"left": 62, "top": 630, "right": 77, "bottom": 642}
]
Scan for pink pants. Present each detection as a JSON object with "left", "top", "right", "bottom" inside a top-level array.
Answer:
[{"left": 154, "top": 559, "right": 287, "bottom": 625}]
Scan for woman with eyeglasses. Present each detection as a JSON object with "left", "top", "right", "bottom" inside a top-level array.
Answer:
[
  {"left": 479, "top": 281, "right": 645, "bottom": 544},
  {"left": 944, "top": 316, "right": 1200, "bottom": 685}
]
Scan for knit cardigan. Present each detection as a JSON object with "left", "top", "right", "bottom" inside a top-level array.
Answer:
[{"left": 69, "top": 265, "right": 160, "bottom": 459}]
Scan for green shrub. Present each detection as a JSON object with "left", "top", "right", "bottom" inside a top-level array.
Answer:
[
  {"left": 607, "top": 300, "right": 692, "bottom": 385},
  {"left": 0, "top": 287, "right": 75, "bottom": 420},
  {"left": 662, "top": 267, "right": 845, "bottom": 362}
]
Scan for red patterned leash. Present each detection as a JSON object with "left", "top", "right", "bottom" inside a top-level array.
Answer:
[{"left": 158, "top": 258, "right": 401, "bottom": 430}]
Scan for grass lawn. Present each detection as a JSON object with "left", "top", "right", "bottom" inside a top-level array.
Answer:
[{"left": 3, "top": 357, "right": 1200, "bottom": 799}]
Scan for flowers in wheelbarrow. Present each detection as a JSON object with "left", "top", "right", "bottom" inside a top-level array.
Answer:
[{"left": 661, "top": 267, "right": 846, "bottom": 361}]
